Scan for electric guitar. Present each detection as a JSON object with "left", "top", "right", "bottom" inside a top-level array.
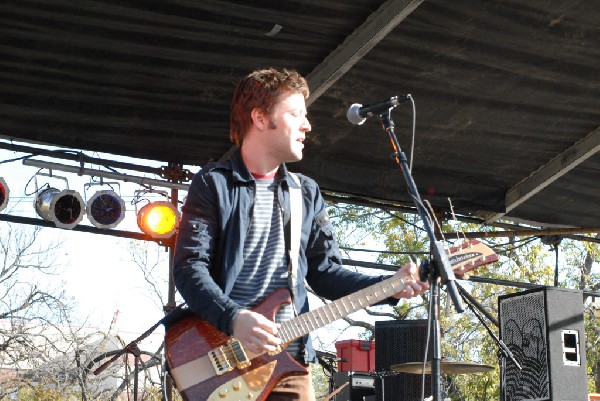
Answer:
[{"left": 165, "top": 240, "right": 498, "bottom": 401}]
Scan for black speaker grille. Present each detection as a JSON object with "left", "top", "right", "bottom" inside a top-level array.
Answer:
[
  {"left": 375, "top": 320, "right": 431, "bottom": 401},
  {"left": 499, "top": 290, "right": 550, "bottom": 400}
]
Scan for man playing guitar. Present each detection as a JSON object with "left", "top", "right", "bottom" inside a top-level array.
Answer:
[{"left": 172, "top": 67, "right": 429, "bottom": 401}]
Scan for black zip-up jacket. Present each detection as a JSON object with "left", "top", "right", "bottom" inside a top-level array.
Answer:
[{"left": 173, "top": 149, "right": 389, "bottom": 362}]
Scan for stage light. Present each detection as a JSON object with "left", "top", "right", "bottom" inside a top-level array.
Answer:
[
  {"left": 86, "top": 190, "right": 126, "bottom": 229},
  {"left": 35, "top": 187, "right": 85, "bottom": 229},
  {"left": 136, "top": 201, "right": 180, "bottom": 239},
  {"left": 0, "top": 177, "right": 9, "bottom": 212}
]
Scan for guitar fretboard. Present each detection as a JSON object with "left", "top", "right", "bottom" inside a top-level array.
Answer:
[
  {"left": 277, "top": 240, "right": 497, "bottom": 344},
  {"left": 278, "top": 275, "right": 406, "bottom": 343}
]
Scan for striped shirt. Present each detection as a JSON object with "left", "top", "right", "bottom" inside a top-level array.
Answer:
[{"left": 229, "top": 177, "right": 301, "bottom": 355}]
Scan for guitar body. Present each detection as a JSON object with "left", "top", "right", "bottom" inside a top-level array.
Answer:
[{"left": 165, "top": 288, "right": 307, "bottom": 401}]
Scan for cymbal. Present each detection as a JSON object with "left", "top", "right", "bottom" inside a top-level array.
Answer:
[{"left": 390, "top": 361, "right": 494, "bottom": 375}]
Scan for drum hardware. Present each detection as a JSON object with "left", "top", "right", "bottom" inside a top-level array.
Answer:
[{"left": 391, "top": 361, "right": 494, "bottom": 375}]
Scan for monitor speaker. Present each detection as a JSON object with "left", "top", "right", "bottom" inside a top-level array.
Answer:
[
  {"left": 499, "top": 287, "right": 588, "bottom": 401},
  {"left": 375, "top": 319, "right": 431, "bottom": 401}
]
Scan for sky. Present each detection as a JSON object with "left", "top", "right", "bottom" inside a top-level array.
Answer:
[
  {"left": 0, "top": 143, "right": 389, "bottom": 358},
  {"left": 0, "top": 144, "right": 180, "bottom": 352}
]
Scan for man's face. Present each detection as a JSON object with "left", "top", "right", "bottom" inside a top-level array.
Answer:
[{"left": 266, "top": 90, "right": 311, "bottom": 163}]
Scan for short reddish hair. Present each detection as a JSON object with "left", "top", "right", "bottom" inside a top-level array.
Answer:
[{"left": 229, "top": 68, "right": 309, "bottom": 146}]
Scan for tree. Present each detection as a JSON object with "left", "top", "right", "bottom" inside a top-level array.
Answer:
[
  {"left": 0, "top": 222, "right": 163, "bottom": 400},
  {"left": 0, "top": 222, "right": 70, "bottom": 398},
  {"left": 325, "top": 202, "right": 600, "bottom": 399}
]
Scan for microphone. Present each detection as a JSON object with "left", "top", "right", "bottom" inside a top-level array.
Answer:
[{"left": 346, "top": 95, "right": 410, "bottom": 125}]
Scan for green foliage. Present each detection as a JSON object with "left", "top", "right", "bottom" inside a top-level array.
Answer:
[
  {"left": 16, "top": 384, "right": 77, "bottom": 401},
  {"left": 327, "top": 202, "right": 600, "bottom": 397},
  {"left": 13, "top": 383, "right": 182, "bottom": 401},
  {"left": 585, "top": 307, "right": 600, "bottom": 393},
  {"left": 312, "top": 363, "right": 333, "bottom": 401}
]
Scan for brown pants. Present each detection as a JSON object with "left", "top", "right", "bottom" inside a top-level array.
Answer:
[{"left": 266, "top": 366, "right": 316, "bottom": 401}]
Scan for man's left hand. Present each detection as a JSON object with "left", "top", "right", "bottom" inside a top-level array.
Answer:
[{"left": 391, "top": 262, "right": 429, "bottom": 299}]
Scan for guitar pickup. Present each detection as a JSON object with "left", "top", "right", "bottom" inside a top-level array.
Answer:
[{"left": 229, "top": 338, "right": 251, "bottom": 369}]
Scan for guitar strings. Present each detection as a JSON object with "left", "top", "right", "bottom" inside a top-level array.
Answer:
[
  {"left": 423, "top": 198, "right": 450, "bottom": 254},
  {"left": 447, "top": 196, "right": 468, "bottom": 244}
]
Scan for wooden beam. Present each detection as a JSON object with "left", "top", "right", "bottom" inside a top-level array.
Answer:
[
  {"left": 306, "top": 0, "right": 424, "bottom": 105},
  {"left": 442, "top": 227, "right": 600, "bottom": 239},
  {"left": 480, "top": 126, "right": 600, "bottom": 223}
]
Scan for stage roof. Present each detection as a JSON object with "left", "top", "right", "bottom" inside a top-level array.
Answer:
[{"left": 1, "top": 0, "right": 599, "bottom": 229}]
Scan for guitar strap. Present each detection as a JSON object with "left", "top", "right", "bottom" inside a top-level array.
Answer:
[{"left": 287, "top": 172, "right": 302, "bottom": 311}]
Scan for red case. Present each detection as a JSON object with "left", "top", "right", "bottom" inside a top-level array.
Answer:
[{"left": 335, "top": 339, "right": 375, "bottom": 372}]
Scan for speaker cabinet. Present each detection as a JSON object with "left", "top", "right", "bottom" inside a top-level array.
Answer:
[
  {"left": 499, "top": 287, "right": 588, "bottom": 401},
  {"left": 332, "top": 372, "right": 375, "bottom": 401},
  {"left": 375, "top": 319, "right": 431, "bottom": 401}
]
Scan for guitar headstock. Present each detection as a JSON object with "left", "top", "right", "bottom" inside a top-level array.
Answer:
[{"left": 447, "top": 239, "right": 498, "bottom": 277}]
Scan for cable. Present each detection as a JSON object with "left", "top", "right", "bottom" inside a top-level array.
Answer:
[{"left": 408, "top": 95, "right": 416, "bottom": 172}]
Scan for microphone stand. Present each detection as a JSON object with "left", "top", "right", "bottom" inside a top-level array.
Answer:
[
  {"left": 92, "top": 304, "right": 190, "bottom": 400},
  {"left": 377, "top": 111, "right": 464, "bottom": 401}
]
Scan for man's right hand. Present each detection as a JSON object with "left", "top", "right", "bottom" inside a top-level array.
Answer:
[{"left": 232, "top": 310, "right": 282, "bottom": 355}]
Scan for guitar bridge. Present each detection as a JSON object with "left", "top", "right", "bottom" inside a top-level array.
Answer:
[
  {"left": 208, "top": 346, "right": 234, "bottom": 375},
  {"left": 207, "top": 338, "right": 251, "bottom": 375}
]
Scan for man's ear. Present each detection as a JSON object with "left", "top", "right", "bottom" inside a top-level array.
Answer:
[{"left": 250, "top": 108, "right": 268, "bottom": 131}]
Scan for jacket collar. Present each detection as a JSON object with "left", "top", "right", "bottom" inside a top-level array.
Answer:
[
  {"left": 228, "top": 148, "right": 298, "bottom": 188},
  {"left": 229, "top": 148, "right": 253, "bottom": 183}
]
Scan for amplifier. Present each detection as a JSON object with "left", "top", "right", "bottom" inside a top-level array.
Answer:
[
  {"left": 375, "top": 319, "right": 431, "bottom": 401},
  {"left": 333, "top": 372, "right": 375, "bottom": 401},
  {"left": 351, "top": 375, "right": 375, "bottom": 388}
]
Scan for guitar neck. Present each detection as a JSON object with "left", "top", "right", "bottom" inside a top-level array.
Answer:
[
  {"left": 278, "top": 275, "right": 406, "bottom": 344},
  {"left": 277, "top": 240, "right": 498, "bottom": 345}
]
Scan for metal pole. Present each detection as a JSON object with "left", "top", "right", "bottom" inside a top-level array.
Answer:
[
  {"left": 23, "top": 158, "right": 189, "bottom": 190},
  {"left": 164, "top": 169, "right": 179, "bottom": 401}
]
